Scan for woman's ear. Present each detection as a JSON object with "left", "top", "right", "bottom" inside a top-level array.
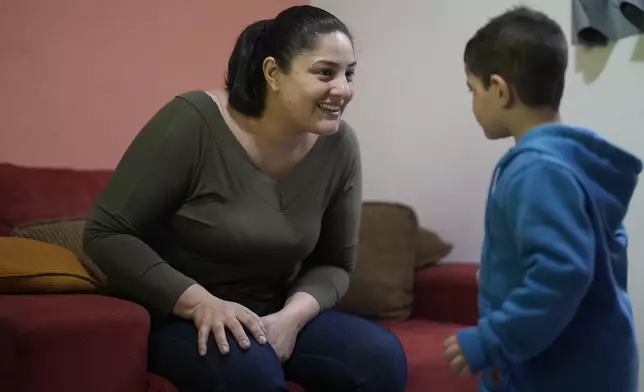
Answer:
[
  {"left": 490, "top": 74, "right": 514, "bottom": 108},
  {"left": 263, "top": 57, "right": 281, "bottom": 93}
]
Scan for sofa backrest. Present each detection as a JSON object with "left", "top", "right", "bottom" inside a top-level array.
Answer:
[{"left": 0, "top": 163, "right": 113, "bottom": 235}]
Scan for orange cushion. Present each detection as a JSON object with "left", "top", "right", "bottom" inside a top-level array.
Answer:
[
  {"left": 10, "top": 218, "right": 106, "bottom": 285},
  {"left": 0, "top": 237, "right": 99, "bottom": 293}
]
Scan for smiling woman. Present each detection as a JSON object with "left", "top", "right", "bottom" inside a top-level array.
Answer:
[
  {"left": 83, "top": 4, "right": 407, "bottom": 392},
  {"left": 225, "top": 8, "right": 357, "bottom": 133}
]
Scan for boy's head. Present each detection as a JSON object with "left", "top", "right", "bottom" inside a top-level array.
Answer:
[{"left": 464, "top": 7, "right": 568, "bottom": 140}]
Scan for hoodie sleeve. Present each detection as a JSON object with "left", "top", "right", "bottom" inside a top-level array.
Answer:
[{"left": 457, "top": 160, "right": 595, "bottom": 372}]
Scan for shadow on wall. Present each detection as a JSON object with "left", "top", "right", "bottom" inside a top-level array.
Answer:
[
  {"left": 632, "top": 34, "right": 644, "bottom": 60},
  {"left": 575, "top": 33, "right": 644, "bottom": 83},
  {"left": 574, "top": 42, "right": 616, "bottom": 84}
]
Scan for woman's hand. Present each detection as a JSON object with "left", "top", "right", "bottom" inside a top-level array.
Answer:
[
  {"left": 260, "top": 291, "right": 321, "bottom": 363},
  {"left": 174, "top": 284, "right": 267, "bottom": 356},
  {"left": 261, "top": 311, "right": 299, "bottom": 363}
]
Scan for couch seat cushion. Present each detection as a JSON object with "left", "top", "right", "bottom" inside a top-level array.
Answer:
[
  {"left": 0, "top": 294, "right": 150, "bottom": 392},
  {"left": 381, "top": 319, "right": 479, "bottom": 392}
]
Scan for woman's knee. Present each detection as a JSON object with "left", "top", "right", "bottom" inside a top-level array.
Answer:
[
  {"left": 292, "top": 310, "right": 407, "bottom": 392},
  {"left": 222, "top": 342, "right": 288, "bottom": 392},
  {"left": 356, "top": 323, "right": 408, "bottom": 391},
  {"left": 148, "top": 318, "right": 287, "bottom": 392}
]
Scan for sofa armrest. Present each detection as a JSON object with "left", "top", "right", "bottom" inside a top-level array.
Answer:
[
  {"left": 0, "top": 294, "right": 151, "bottom": 392},
  {"left": 410, "top": 262, "right": 479, "bottom": 325}
]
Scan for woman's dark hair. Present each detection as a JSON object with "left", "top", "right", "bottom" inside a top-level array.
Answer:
[{"left": 225, "top": 5, "right": 353, "bottom": 118}]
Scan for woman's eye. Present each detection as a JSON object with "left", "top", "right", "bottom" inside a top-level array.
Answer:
[{"left": 315, "top": 68, "right": 355, "bottom": 82}]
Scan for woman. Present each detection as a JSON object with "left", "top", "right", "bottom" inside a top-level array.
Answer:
[{"left": 84, "top": 5, "right": 407, "bottom": 392}]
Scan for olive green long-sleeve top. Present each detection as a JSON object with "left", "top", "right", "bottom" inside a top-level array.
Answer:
[{"left": 83, "top": 91, "right": 362, "bottom": 317}]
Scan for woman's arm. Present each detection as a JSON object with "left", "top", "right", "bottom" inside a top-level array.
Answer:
[
  {"left": 83, "top": 96, "right": 206, "bottom": 316},
  {"left": 275, "top": 292, "right": 320, "bottom": 330},
  {"left": 287, "top": 122, "right": 363, "bottom": 319}
]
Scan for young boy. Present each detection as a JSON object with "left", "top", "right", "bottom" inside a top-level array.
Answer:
[{"left": 444, "top": 6, "right": 642, "bottom": 392}]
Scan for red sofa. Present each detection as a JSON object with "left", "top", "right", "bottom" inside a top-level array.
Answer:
[{"left": 0, "top": 162, "right": 479, "bottom": 392}]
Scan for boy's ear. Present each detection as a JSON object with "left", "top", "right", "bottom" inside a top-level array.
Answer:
[{"left": 490, "top": 74, "right": 513, "bottom": 108}]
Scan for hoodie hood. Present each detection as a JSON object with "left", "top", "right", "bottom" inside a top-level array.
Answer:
[{"left": 498, "top": 124, "right": 642, "bottom": 230}]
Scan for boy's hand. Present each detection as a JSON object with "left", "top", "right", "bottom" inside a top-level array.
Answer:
[{"left": 444, "top": 335, "right": 472, "bottom": 378}]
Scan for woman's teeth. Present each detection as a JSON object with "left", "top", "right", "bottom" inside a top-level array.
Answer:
[{"left": 318, "top": 103, "right": 341, "bottom": 114}]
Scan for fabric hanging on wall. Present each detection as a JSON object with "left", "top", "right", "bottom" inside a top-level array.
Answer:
[
  {"left": 621, "top": 0, "right": 644, "bottom": 30},
  {"left": 572, "top": 0, "right": 644, "bottom": 46}
]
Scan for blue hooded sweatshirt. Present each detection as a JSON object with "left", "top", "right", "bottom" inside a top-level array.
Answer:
[{"left": 457, "top": 124, "right": 642, "bottom": 392}]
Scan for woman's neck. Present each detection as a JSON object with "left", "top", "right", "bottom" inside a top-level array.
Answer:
[
  {"left": 210, "top": 90, "right": 318, "bottom": 183},
  {"left": 214, "top": 90, "right": 311, "bottom": 153},
  {"left": 231, "top": 106, "right": 308, "bottom": 152}
]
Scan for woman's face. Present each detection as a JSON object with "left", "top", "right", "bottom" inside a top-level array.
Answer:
[{"left": 271, "top": 31, "right": 356, "bottom": 135}]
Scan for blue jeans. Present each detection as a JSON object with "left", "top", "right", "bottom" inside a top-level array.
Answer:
[{"left": 148, "top": 310, "right": 407, "bottom": 392}]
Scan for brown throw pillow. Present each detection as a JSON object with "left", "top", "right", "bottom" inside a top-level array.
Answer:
[
  {"left": 0, "top": 237, "right": 99, "bottom": 293},
  {"left": 335, "top": 202, "right": 419, "bottom": 321},
  {"left": 416, "top": 227, "right": 453, "bottom": 268},
  {"left": 11, "top": 218, "right": 106, "bottom": 285}
]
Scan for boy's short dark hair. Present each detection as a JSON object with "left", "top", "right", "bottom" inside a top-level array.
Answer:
[{"left": 464, "top": 6, "right": 568, "bottom": 110}]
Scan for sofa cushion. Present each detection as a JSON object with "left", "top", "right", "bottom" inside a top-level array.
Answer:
[
  {"left": 381, "top": 319, "right": 479, "bottom": 392},
  {"left": 411, "top": 262, "right": 479, "bottom": 325},
  {"left": 416, "top": 227, "right": 453, "bottom": 268},
  {"left": 0, "top": 294, "right": 150, "bottom": 392},
  {"left": 335, "top": 201, "right": 418, "bottom": 321},
  {"left": 0, "top": 237, "right": 99, "bottom": 293},
  {"left": 11, "top": 218, "right": 86, "bottom": 254},
  {"left": 0, "top": 163, "right": 112, "bottom": 235},
  {"left": 147, "top": 373, "right": 179, "bottom": 392},
  {"left": 11, "top": 218, "right": 106, "bottom": 284}
]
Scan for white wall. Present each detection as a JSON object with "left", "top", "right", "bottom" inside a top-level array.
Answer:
[{"left": 315, "top": 0, "right": 644, "bottom": 386}]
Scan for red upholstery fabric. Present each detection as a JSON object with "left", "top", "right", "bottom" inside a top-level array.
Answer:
[
  {"left": 383, "top": 319, "right": 480, "bottom": 392},
  {"left": 0, "top": 163, "right": 111, "bottom": 235},
  {"left": 0, "top": 163, "right": 481, "bottom": 392},
  {"left": 412, "top": 262, "right": 479, "bottom": 326},
  {"left": 286, "top": 382, "right": 305, "bottom": 392},
  {"left": 147, "top": 373, "right": 179, "bottom": 392},
  {"left": 0, "top": 294, "right": 150, "bottom": 392}
]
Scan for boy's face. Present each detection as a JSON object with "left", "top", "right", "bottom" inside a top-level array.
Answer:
[{"left": 465, "top": 68, "right": 511, "bottom": 140}]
